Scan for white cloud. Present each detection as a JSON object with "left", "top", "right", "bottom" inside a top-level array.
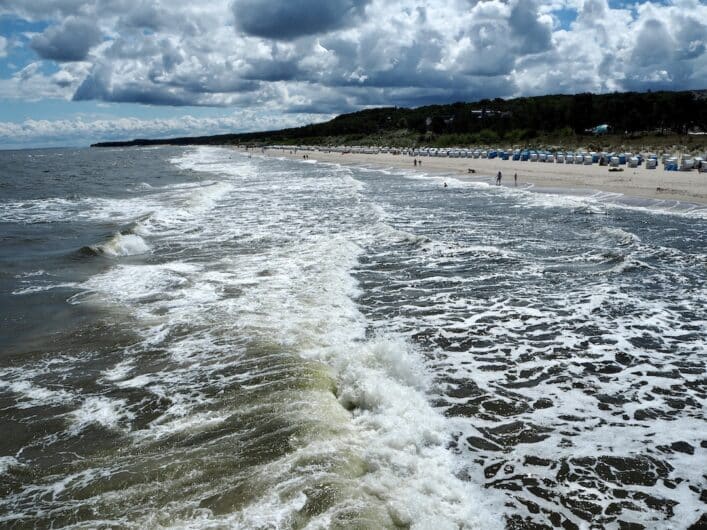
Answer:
[
  {"left": 0, "top": 61, "right": 90, "bottom": 101},
  {"left": 0, "top": 0, "right": 705, "bottom": 144},
  {"left": 0, "top": 111, "right": 335, "bottom": 147},
  {"left": 0, "top": 36, "right": 7, "bottom": 57}
]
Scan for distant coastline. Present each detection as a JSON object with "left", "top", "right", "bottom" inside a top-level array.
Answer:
[
  {"left": 92, "top": 89, "right": 707, "bottom": 154},
  {"left": 91, "top": 89, "right": 707, "bottom": 206}
]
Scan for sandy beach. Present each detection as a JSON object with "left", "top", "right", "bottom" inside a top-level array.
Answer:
[{"left": 254, "top": 147, "right": 707, "bottom": 206}]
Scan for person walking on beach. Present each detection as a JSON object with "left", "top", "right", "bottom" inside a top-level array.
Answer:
[
  {"left": 496, "top": 171, "right": 502, "bottom": 185},
  {"left": 514, "top": 172, "right": 517, "bottom": 186},
  {"left": 414, "top": 159, "right": 417, "bottom": 167}
]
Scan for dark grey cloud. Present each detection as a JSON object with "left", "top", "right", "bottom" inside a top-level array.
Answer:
[
  {"left": 73, "top": 63, "right": 196, "bottom": 105},
  {"left": 72, "top": 60, "right": 261, "bottom": 106},
  {"left": 232, "top": 0, "right": 370, "bottom": 40},
  {"left": 631, "top": 19, "right": 674, "bottom": 67},
  {"left": 119, "top": 3, "right": 167, "bottom": 31},
  {"left": 509, "top": 0, "right": 551, "bottom": 55},
  {"left": 164, "top": 75, "right": 260, "bottom": 96},
  {"left": 622, "top": 14, "right": 706, "bottom": 92},
  {"left": 30, "top": 16, "right": 101, "bottom": 61},
  {"left": 54, "top": 75, "right": 73, "bottom": 88},
  {"left": 344, "top": 76, "right": 516, "bottom": 108},
  {"left": 74, "top": 72, "right": 206, "bottom": 106},
  {"left": 116, "top": 2, "right": 204, "bottom": 36},
  {"left": 242, "top": 59, "right": 302, "bottom": 82},
  {"left": 464, "top": 21, "right": 515, "bottom": 76},
  {"left": 673, "top": 16, "right": 706, "bottom": 61}
]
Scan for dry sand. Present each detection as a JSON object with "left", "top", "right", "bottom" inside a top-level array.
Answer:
[{"left": 251, "top": 147, "right": 707, "bottom": 206}]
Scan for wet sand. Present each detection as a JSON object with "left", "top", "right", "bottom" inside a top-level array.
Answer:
[{"left": 254, "top": 147, "right": 707, "bottom": 205}]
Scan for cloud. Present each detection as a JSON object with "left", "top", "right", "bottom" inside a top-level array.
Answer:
[
  {"left": 0, "top": 61, "right": 90, "bottom": 101},
  {"left": 0, "top": 36, "right": 7, "bottom": 57},
  {"left": 632, "top": 19, "right": 674, "bottom": 67},
  {"left": 0, "top": 111, "right": 335, "bottom": 147},
  {"left": 72, "top": 63, "right": 208, "bottom": 106},
  {"left": 232, "top": 0, "right": 370, "bottom": 40},
  {"left": 509, "top": 0, "right": 552, "bottom": 54},
  {"left": 0, "top": 0, "right": 704, "bottom": 131},
  {"left": 0, "top": 0, "right": 88, "bottom": 20},
  {"left": 30, "top": 16, "right": 102, "bottom": 61}
]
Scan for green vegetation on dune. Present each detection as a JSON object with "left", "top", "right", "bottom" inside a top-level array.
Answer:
[{"left": 93, "top": 90, "right": 707, "bottom": 151}]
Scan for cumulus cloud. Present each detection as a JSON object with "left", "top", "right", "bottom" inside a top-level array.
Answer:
[
  {"left": 0, "top": 60, "right": 90, "bottom": 101},
  {"left": 30, "top": 16, "right": 102, "bottom": 62},
  {"left": 0, "top": 36, "right": 7, "bottom": 57},
  {"left": 0, "top": 0, "right": 705, "bottom": 144},
  {"left": 232, "top": 0, "right": 370, "bottom": 40},
  {"left": 509, "top": 0, "right": 552, "bottom": 54},
  {"left": 632, "top": 18, "right": 674, "bottom": 67},
  {"left": 0, "top": 0, "right": 88, "bottom": 20}
]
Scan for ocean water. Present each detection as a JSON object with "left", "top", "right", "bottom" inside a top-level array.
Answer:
[{"left": 0, "top": 146, "right": 705, "bottom": 529}]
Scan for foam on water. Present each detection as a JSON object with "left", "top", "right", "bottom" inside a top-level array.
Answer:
[
  {"left": 5, "top": 146, "right": 503, "bottom": 528},
  {"left": 69, "top": 396, "right": 135, "bottom": 435},
  {"left": 90, "top": 232, "right": 151, "bottom": 257},
  {"left": 162, "top": 148, "right": 501, "bottom": 527},
  {"left": 3, "top": 147, "right": 704, "bottom": 529},
  {"left": 0, "top": 457, "right": 22, "bottom": 476},
  {"left": 0, "top": 195, "right": 157, "bottom": 225},
  {"left": 347, "top": 164, "right": 707, "bottom": 528},
  {"left": 0, "top": 379, "right": 75, "bottom": 409}
]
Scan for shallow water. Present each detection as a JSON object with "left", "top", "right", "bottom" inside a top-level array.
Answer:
[{"left": 0, "top": 146, "right": 705, "bottom": 529}]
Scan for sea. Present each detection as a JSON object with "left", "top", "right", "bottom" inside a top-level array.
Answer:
[{"left": 0, "top": 145, "right": 705, "bottom": 529}]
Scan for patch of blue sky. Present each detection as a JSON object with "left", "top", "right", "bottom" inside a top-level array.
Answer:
[
  {"left": 0, "top": 98, "right": 239, "bottom": 123},
  {"left": 0, "top": 15, "right": 48, "bottom": 36},
  {"left": 608, "top": 0, "right": 672, "bottom": 8},
  {"left": 551, "top": 1, "right": 673, "bottom": 31},
  {"left": 551, "top": 7, "right": 577, "bottom": 30},
  {"left": 0, "top": 15, "right": 50, "bottom": 78}
]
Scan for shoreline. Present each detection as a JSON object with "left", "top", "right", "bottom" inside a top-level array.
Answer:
[{"left": 246, "top": 147, "right": 707, "bottom": 206}]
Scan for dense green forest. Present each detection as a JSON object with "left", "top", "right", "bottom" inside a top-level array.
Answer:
[{"left": 93, "top": 90, "right": 707, "bottom": 149}]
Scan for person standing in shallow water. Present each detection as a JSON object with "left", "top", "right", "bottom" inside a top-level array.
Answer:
[
  {"left": 496, "top": 171, "right": 502, "bottom": 185},
  {"left": 514, "top": 172, "right": 518, "bottom": 186}
]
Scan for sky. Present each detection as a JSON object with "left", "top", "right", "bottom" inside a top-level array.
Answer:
[{"left": 0, "top": 0, "right": 705, "bottom": 148}]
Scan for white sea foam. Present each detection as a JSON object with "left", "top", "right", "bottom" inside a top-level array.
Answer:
[
  {"left": 91, "top": 232, "right": 151, "bottom": 257},
  {"left": 62, "top": 146, "right": 503, "bottom": 526},
  {"left": 171, "top": 148, "right": 502, "bottom": 526},
  {"left": 11, "top": 282, "right": 75, "bottom": 296},
  {"left": 390, "top": 165, "right": 707, "bottom": 220},
  {"left": 0, "top": 143, "right": 707, "bottom": 529},
  {"left": 0, "top": 195, "right": 157, "bottom": 225},
  {"left": 101, "top": 360, "right": 135, "bottom": 382},
  {"left": 14, "top": 270, "right": 47, "bottom": 278},
  {"left": 0, "top": 380, "right": 75, "bottom": 409},
  {"left": 69, "top": 396, "right": 134, "bottom": 434},
  {"left": 0, "top": 457, "right": 22, "bottom": 476},
  {"left": 17, "top": 146, "right": 704, "bottom": 528}
]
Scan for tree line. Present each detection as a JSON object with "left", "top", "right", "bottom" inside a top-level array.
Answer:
[{"left": 93, "top": 90, "right": 707, "bottom": 148}]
